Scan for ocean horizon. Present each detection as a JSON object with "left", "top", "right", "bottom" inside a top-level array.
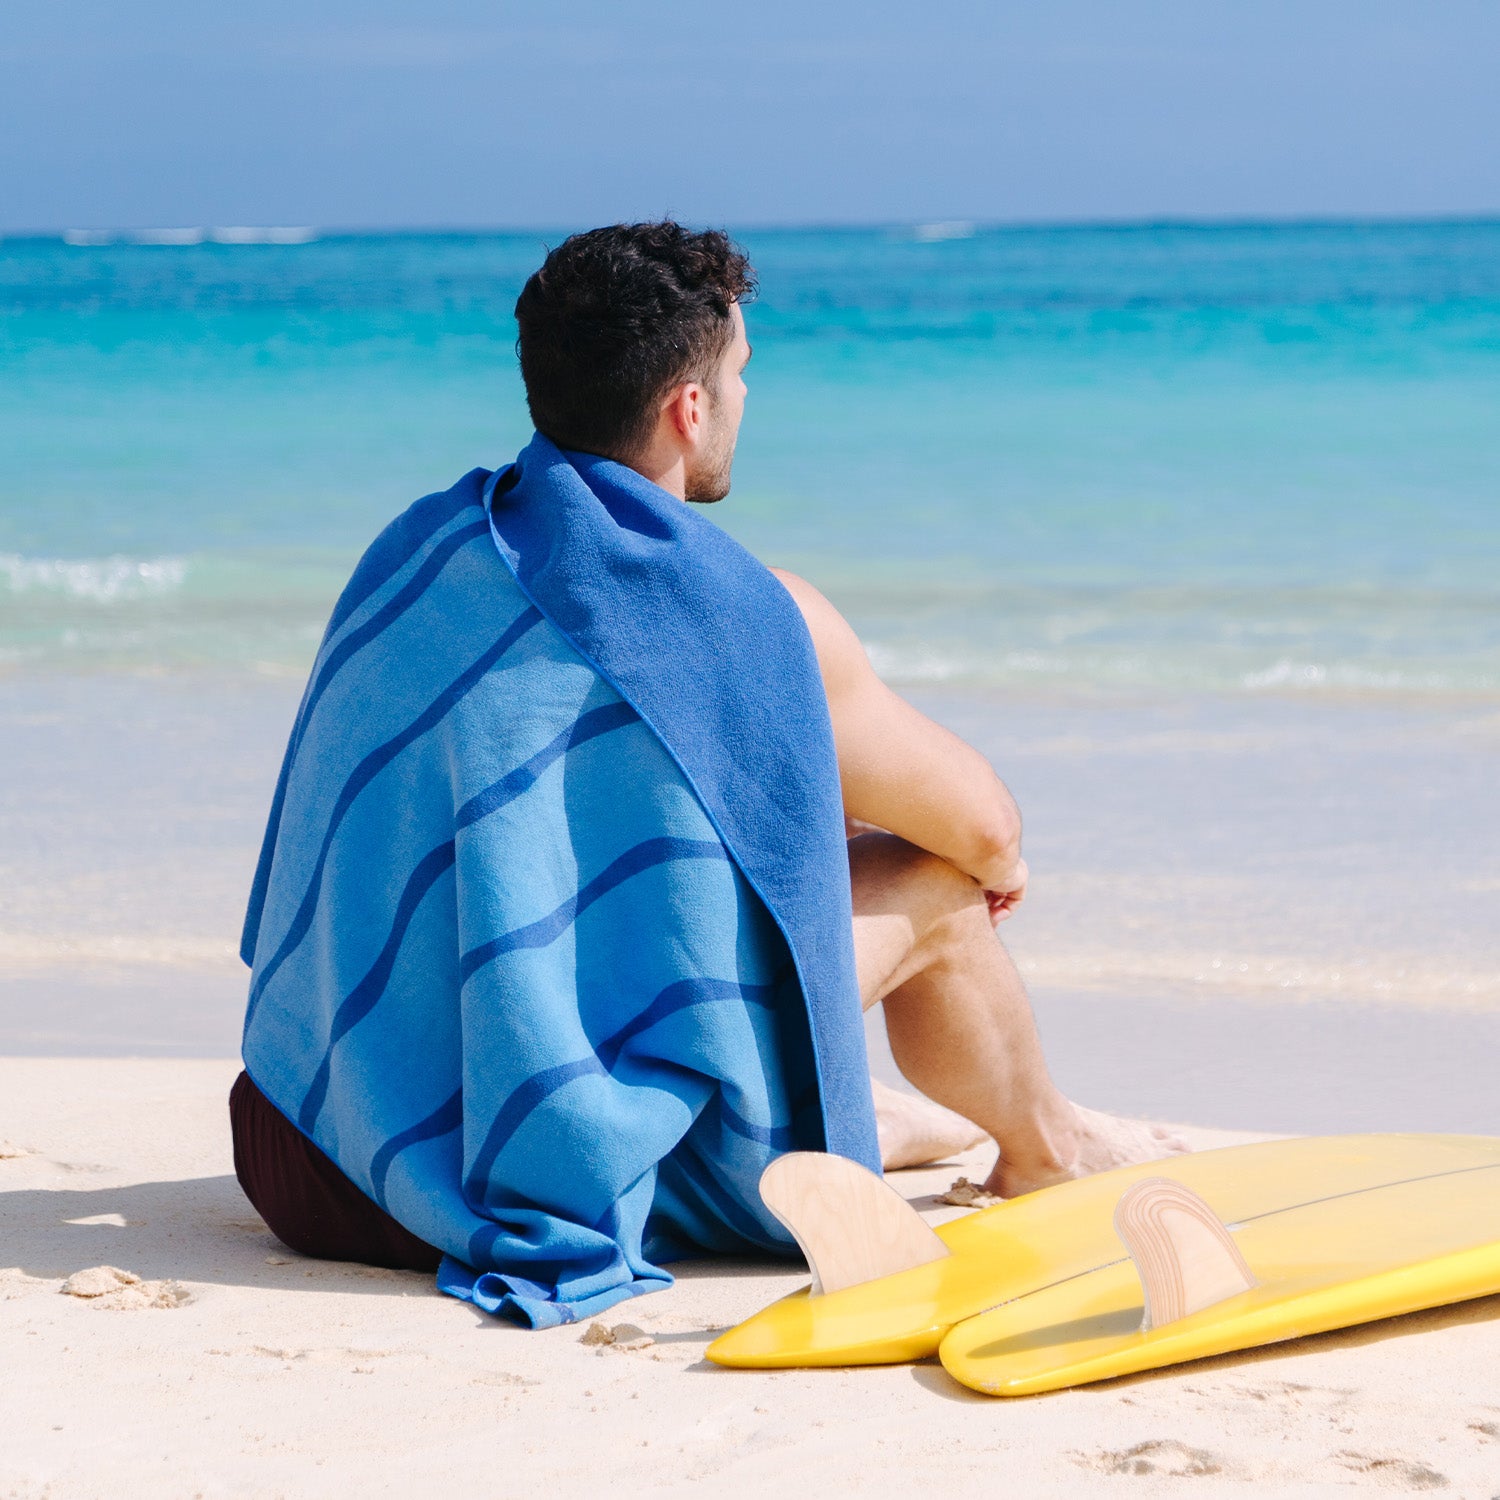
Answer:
[{"left": 8, "top": 210, "right": 1500, "bottom": 237}]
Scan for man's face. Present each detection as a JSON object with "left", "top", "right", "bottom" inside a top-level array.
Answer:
[{"left": 684, "top": 303, "right": 751, "bottom": 505}]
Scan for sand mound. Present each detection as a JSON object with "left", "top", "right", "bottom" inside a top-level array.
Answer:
[
  {"left": 60, "top": 1265, "right": 193, "bottom": 1310},
  {"left": 579, "top": 1321, "right": 654, "bottom": 1351},
  {"left": 937, "top": 1176, "right": 1002, "bottom": 1208}
]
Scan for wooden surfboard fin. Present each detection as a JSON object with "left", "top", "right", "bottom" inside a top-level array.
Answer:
[
  {"left": 759, "top": 1152, "right": 950, "bottom": 1296},
  {"left": 1114, "top": 1176, "right": 1258, "bottom": 1330}
]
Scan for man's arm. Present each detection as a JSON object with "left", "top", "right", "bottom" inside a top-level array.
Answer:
[{"left": 772, "top": 568, "right": 1026, "bottom": 912}]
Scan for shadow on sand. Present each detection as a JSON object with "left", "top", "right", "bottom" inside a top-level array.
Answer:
[
  {"left": 3, "top": 1174, "right": 438, "bottom": 1300},
  {"left": 3, "top": 1174, "right": 810, "bottom": 1319}
]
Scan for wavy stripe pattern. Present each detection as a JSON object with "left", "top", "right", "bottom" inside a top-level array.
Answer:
[
  {"left": 241, "top": 470, "right": 819, "bottom": 1331},
  {"left": 364, "top": 975, "right": 790, "bottom": 1209},
  {"left": 241, "top": 490, "right": 489, "bottom": 965},
  {"left": 287, "top": 517, "right": 491, "bottom": 767},
  {"left": 296, "top": 700, "right": 642, "bottom": 1134},
  {"left": 458, "top": 836, "right": 729, "bottom": 986},
  {"left": 244, "top": 602, "right": 542, "bottom": 1026}
]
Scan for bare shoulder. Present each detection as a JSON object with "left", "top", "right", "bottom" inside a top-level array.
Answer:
[
  {"left": 767, "top": 566, "right": 836, "bottom": 623},
  {"left": 767, "top": 567, "right": 869, "bottom": 691}
]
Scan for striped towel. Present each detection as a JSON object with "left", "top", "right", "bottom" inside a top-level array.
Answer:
[{"left": 240, "top": 432, "right": 879, "bottom": 1327}]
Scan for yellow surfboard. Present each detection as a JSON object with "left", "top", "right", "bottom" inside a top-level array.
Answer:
[
  {"left": 942, "top": 1143, "right": 1500, "bottom": 1396},
  {"left": 706, "top": 1135, "right": 1500, "bottom": 1374}
]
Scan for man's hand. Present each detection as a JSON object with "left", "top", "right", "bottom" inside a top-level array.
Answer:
[{"left": 984, "top": 858, "right": 1029, "bottom": 926}]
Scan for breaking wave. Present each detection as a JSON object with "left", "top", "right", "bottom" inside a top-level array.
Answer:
[
  {"left": 0, "top": 552, "right": 186, "bottom": 603},
  {"left": 863, "top": 639, "right": 1500, "bottom": 701}
]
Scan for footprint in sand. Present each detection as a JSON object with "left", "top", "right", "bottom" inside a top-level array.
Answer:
[
  {"left": 1084, "top": 1439, "right": 1223, "bottom": 1478},
  {"left": 243, "top": 1344, "right": 407, "bottom": 1368},
  {"left": 472, "top": 1370, "right": 541, "bottom": 1389},
  {"left": 59, "top": 1265, "right": 193, "bottom": 1310},
  {"left": 1333, "top": 1452, "right": 1448, "bottom": 1490}
]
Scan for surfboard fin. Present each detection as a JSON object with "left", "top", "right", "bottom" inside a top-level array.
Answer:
[
  {"left": 1114, "top": 1176, "right": 1258, "bottom": 1330},
  {"left": 759, "top": 1152, "right": 951, "bottom": 1296}
]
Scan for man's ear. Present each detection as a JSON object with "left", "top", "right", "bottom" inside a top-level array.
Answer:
[{"left": 663, "top": 382, "right": 704, "bottom": 446}]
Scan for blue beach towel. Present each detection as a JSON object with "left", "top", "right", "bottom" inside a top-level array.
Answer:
[{"left": 240, "top": 432, "right": 879, "bottom": 1327}]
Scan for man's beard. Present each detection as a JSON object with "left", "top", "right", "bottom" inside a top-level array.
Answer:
[{"left": 684, "top": 420, "right": 736, "bottom": 505}]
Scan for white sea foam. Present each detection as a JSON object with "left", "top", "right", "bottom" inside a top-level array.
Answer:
[
  {"left": 130, "top": 227, "right": 207, "bottom": 246},
  {"left": 867, "top": 642, "right": 1072, "bottom": 683},
  {"left": 910, "top": 220, "right": 976, "bottom": 242},
  {"left": 209, "top": 226, "right": 319, "bottom": 245},
  {"left": 60, "top": 226, "right": 317, "bottom": 248},
  {"left": 0, "top": 552, "right": 186, "bottom": 603},
  {"left": 864, "top": 636, "right": 1500, "bottom": 699},
  {"left": 0, "top": 931, "right": 239, "bottom": 972},
  {"left": 1012, "top": 947, "right": 1500, "bottom": 1010},
  {"left": 1241, "top": 658, "right": 1465, "bottom": 694}
]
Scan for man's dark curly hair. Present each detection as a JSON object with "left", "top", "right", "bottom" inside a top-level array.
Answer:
[{"left": 514, "top": 221, "right": 756, "bottom": 460}]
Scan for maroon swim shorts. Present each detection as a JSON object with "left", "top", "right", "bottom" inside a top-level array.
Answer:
[{"left": 228, "top": 1070, "right": 442, "bottom": 1273}]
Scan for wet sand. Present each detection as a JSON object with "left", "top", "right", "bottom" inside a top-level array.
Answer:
[{"left": 3, "top": 672, "right": 1497, "bottom": 1131}]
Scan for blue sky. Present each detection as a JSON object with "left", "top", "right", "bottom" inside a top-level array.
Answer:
[{"left": 3, "top": 1, "right": 1497, "bottom": 231}]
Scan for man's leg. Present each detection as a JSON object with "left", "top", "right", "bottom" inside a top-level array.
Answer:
[{"left": 851, "top": 832, "right": 1187, "bottom": 1197}]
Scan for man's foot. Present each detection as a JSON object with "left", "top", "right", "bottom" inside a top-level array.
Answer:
[
  {"left": 872, "top": 1077, "right": 990, "bottom": 1170},
  {"left": 985, "top": 1103, "right": 1191, "bottom": 1198}
]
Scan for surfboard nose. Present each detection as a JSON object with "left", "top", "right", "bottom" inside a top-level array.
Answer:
[
  {"left": 705, "top": 1292, "right": 817, "bottom": 1368},
  {"left": 707, "top": 1281, "right": 956, "bottom": 1369}
]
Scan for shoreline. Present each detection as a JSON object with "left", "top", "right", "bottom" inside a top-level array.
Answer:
[
  {"left": 4, "top": 975, "right": 1500, "bottom": 1140},
  {"left": 3, "top": 668, "right": 1498, "bottom": 1136},
  {"left": 5, "top": 673, "right": 1497, "bottom": 999}
]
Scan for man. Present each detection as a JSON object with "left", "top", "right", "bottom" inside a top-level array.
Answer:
[{"left": 232, "top": 221, "right": 1182, "bottom": 1327}]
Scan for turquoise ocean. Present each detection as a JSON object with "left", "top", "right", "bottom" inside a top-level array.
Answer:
[
  {"left": 5, "top": 221, "right": 1500, "bottom": 1131},
  {"left": 3, "top": 219, "right": 1499, "bottom": 698}
]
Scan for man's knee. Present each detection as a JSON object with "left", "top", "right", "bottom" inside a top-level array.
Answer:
[{"left": 851, "top": 832, "right": 987, "bottom": 930}]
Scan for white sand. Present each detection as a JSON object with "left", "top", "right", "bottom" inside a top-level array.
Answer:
[{"left": 4, "top": 1059, "right": 1499, "bottom": 1497}]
